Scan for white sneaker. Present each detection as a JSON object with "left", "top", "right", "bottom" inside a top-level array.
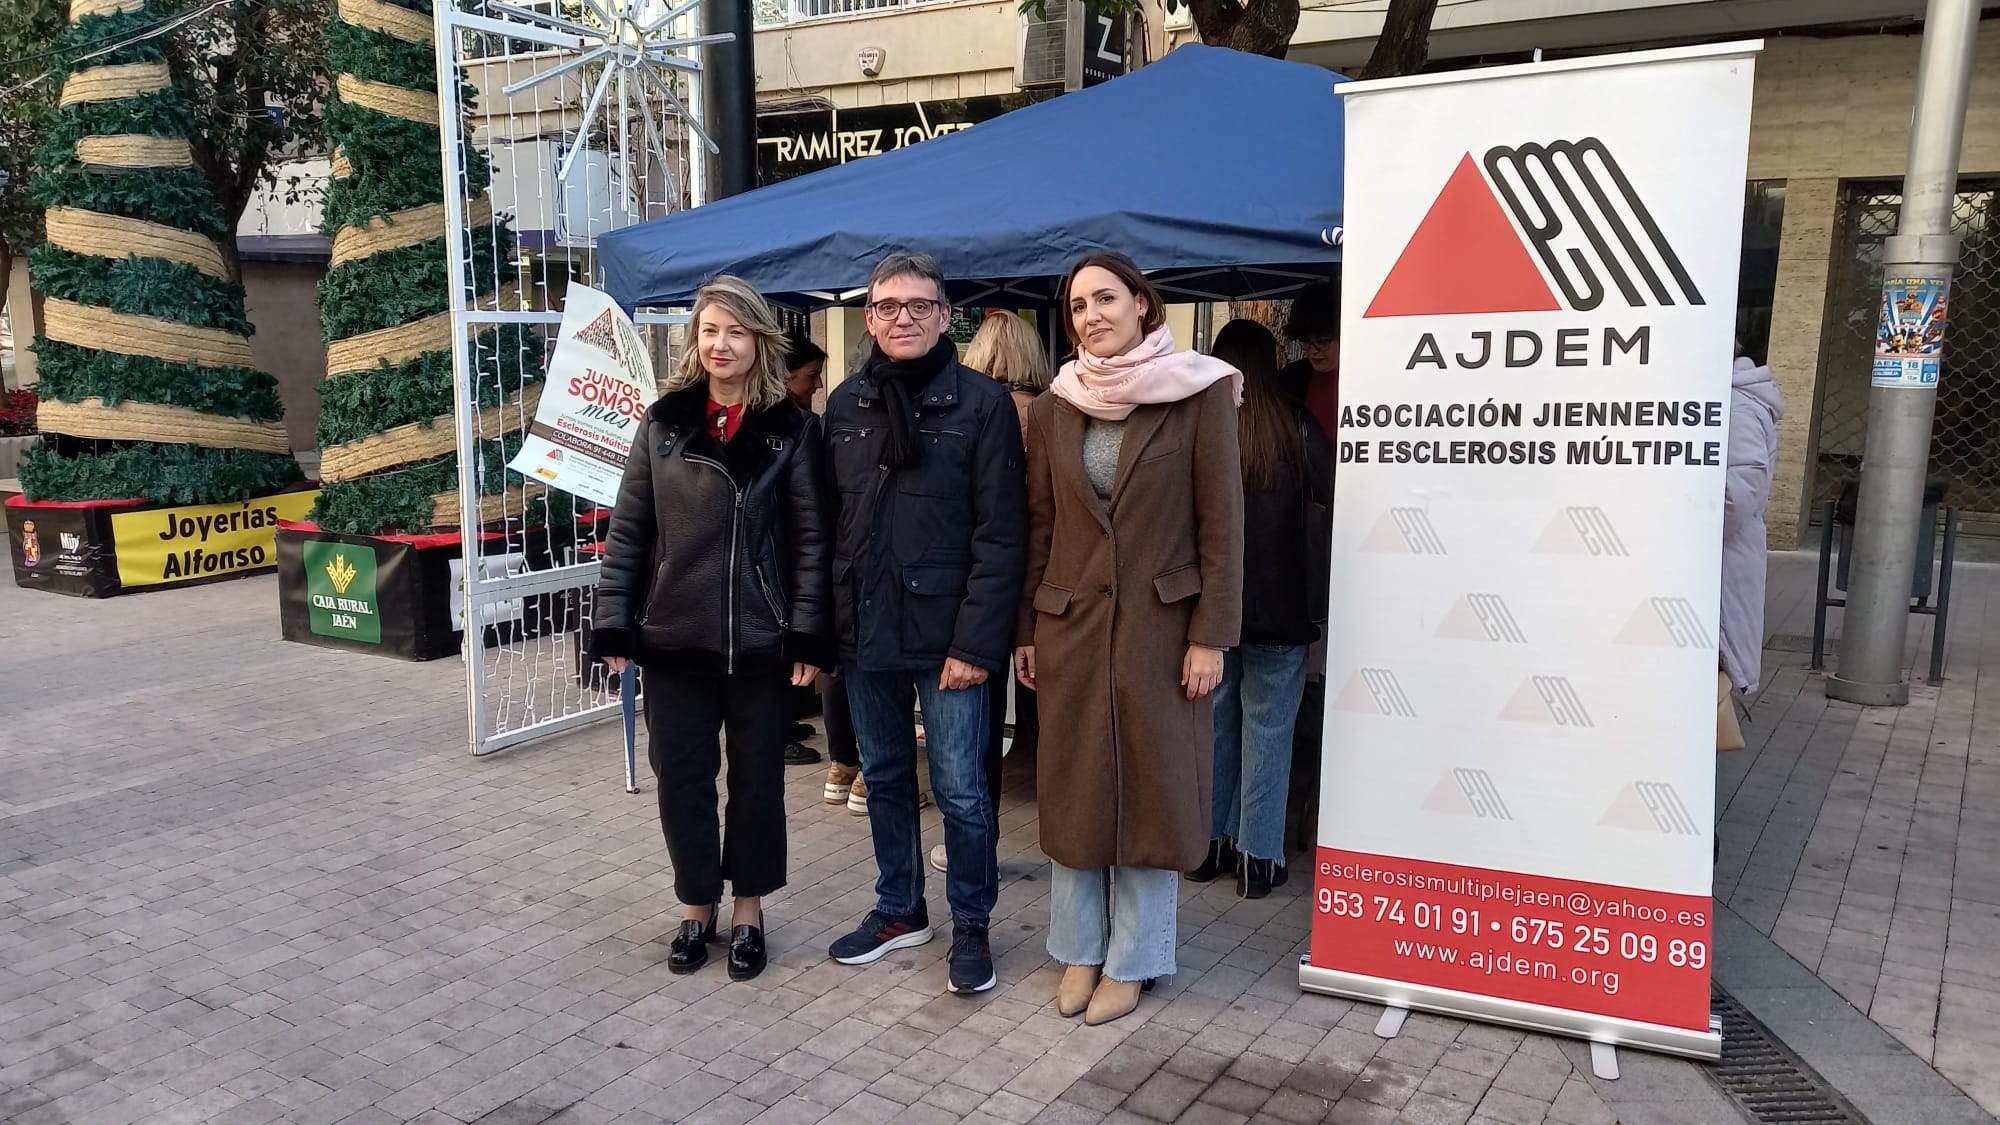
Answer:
[{"left": 929, "top": 844, "right": 948, "bottom": 872}]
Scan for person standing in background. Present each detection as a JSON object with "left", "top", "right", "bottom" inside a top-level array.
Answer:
[
  {"left": 1720, "top": 344, "right": 1783, "bottom": 736},
  {"left": 783, "top": 335, "right": 835, "bottom": 767},
  {"left": 1277, "top": 279, "right": 1340, "bottom": 832},
  {"left": 1278, "top": 280, "right": 1340, "bottom": 439},
  {"left": 784, "top": 330, "right": 827, "bottom": 411},
  {"left": 1192, "top": 320, "right": 1331, "bottom": 899},
  {"left": 773, "top": 328, "right": 863, "bottom": 788}
]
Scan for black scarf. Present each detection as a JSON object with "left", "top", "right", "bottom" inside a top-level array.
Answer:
[{"left": 863, "top": 334, "right": 957, "bottom": 470}]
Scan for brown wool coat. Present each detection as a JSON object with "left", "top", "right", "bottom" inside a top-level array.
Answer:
[{"left": 1019, "top": 379, "right": 1245, "bottom": 872}]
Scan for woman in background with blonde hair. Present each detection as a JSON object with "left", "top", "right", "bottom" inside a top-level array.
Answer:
[
  {"left": 964, "top": 309, "right": 1053, "bottom": 442},
  {"left": 593, "top": 275, "right": 833, "bottom": 982}
]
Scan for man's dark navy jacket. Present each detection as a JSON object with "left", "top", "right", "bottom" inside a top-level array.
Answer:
[{"left": 823, "top": 357, "right": 1027, "bottom": 674}]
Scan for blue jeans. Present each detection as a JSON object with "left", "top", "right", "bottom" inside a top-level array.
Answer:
[
  {"left": 1211, "top": 644, "right": 1309, "bottom": 862},
  {"left": 844, "top": 668, "right": 998, "bottom": 927},
  {"left": 1047, "top": 863, "right": 1179, "bottom": 982}
]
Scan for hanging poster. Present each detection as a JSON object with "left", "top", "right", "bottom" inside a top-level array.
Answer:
[
  {"left": 1871, "top": 276, "right": 1948, "bottom": 388},
  {"left": 508, "top": 283, "right": 657, "bottom": 509},
  {"left": 1305, "top": 42, "right": 1760, "bottom": 1060}
]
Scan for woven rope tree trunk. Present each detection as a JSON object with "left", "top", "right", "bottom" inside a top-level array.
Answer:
[
  {"left": 18, "top": 0, "right": 302, "bottom": 504},
  {"left": 311, "top": 0, "right": 547, "bottom": 536}
]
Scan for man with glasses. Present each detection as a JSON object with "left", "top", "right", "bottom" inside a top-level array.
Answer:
[
  {"left": 1279, "top": 279, "right": 1340, "bottom": 438},
  {"left": 823, "top": 251, "right": 1026, "bottom": 994}
]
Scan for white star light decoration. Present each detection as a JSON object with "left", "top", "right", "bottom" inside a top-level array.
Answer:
[{"left": 490, "top": 0, "right": 726, "bottom": 187}]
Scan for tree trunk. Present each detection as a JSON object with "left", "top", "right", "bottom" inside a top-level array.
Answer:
[
  {"left": 1358, "top": 0, "right": 1440, "bottom": 80},
  {"left": 1188, "top": 0, "right": 1300, "bottom": 59},
  {"left": 218, "top": 234, "right": 244, "bottom": 289}
]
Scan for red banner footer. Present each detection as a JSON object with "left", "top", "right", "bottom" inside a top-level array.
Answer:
[{"left": 1309, "top": 848, "right": 1711, "bottom": 1031}]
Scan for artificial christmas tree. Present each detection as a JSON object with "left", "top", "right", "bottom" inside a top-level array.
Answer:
[
  {"left": 20, "top": 0, "right": 302, "bottom": 505},
  {"left": 311, "top": 0, "right": 547, "bottom": 535}
]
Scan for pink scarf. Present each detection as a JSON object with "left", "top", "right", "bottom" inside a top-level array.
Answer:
[{"left": 1051, "top": 326, "right": 1242, "bottom": 421}]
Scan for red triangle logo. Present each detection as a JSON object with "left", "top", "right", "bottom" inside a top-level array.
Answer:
[{"left": 1364, "top": 154, "right": 1561, "bottom": 318}]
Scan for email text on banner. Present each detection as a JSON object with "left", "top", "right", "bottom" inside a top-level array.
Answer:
[{"left": 1312, "top": 849, "right": 1711, "bottom": 1029}]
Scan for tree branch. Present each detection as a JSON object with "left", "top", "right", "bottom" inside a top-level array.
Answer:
[
  {"left": 1188, "top": 0, "right": 1297, "bottom": 58},
  {"left": 1358, "top": 0, "right": 1439, "bottom": 80}
]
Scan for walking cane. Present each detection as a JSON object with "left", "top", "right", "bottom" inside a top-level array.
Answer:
[{"left": 620, "top": 667, "right": 640, "bottom": 794}]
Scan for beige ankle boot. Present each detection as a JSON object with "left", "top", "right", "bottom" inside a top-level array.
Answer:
[
  {"left": 1057, "top": 964, "right": 1100, "bottom": 1017},
  {"left": 1083, "top": 977, "right": 1144, "bottom": 1026}
]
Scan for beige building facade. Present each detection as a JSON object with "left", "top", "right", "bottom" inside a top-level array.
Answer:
[{"left": 1285, "top": 0, "right": 2000, "bottom": 547}]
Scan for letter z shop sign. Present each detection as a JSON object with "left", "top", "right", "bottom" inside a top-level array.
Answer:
[{"left": 1305, "top": 43, "right": 1759, "bottom": 1061}]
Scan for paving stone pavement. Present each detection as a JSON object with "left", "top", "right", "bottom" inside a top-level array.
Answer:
[
  {"left": 0, "top": 567, "right": 1762, "bottom": 1125},
  {"left": 1722, "top": 552, "right": 2000, "bottom": 1116}
]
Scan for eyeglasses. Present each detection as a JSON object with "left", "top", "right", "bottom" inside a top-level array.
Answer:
[{"left": 868, "top": 298, "right": 940, "bottom": 322}]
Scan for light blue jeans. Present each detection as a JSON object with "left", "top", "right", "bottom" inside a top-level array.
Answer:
[
  {"left": 1212, "top": 644, "right": 1309, "bottom": 862},
  {"left": 1047, "top": 862, "right": 1178, "bottom": 982}
]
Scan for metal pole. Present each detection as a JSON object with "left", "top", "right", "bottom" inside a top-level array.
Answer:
[
  {"left": 686, "top": 5, "right": 708, "bottom": 209},
  {"left": 1827, "top": 0, "right": 1979, "bottom": 707},
  {"left": 699, "top": 0, "right": 755, "bottom": 200},
  {"left": 434, "top": 0, "right": 491, "bottom": 753}
]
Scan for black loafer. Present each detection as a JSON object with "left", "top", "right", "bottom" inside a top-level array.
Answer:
[
  {"left": 668, "top": 909, "right": 720, "bottom": 974},
  {"left": 727, "top": 912, "right": 767, "bottom": 981}
]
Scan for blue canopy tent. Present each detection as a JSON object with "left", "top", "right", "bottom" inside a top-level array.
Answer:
[{"left": 596, "top": 45, "right": 1344, "bottom": 310}]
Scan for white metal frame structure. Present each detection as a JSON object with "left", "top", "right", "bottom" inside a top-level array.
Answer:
[{"left": 432, "top": 0, "right": 718, "bottom": 756}]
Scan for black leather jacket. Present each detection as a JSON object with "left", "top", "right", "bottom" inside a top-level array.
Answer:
[{"left": 592, "top": 383, "right": 834, "bottom": 670}]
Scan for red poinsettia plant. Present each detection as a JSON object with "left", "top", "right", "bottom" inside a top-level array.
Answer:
[{"left": 0, "top": 389, "right": 37, "bottom": 436}]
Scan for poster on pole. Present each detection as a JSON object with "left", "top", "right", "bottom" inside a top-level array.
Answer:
[
  {"left": 1303, "top": 42, "right": 1759, "bottom": 1060},
  {"left": 508, "top": 283, "right": 658, "bottom": 509},
  {"left": 1872, "top": 276, "right": 1948, "bottom": 388}
]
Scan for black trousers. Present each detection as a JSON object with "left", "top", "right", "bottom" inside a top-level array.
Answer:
[
  {"left": 643, "top": 656, "right": 790, "bottom": 905},
  {"left": 823, "top": 668, "right": 860, "bottom": 768}
]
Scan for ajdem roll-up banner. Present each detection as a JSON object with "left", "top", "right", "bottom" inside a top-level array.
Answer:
[{"left": 1302, "top": 42, "right": 1759, "bottom": 1060}]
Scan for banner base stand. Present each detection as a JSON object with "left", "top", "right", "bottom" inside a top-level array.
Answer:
[
  {"left": 1590, "top": 1042, "right": 1621, "bottom": 1080},
  {"left": 1374, "top": 1007, "right": 1407, "bottom": 1040},
  {"left": 1299, "top": 958, "right": 1721, "bottom": 1062}
]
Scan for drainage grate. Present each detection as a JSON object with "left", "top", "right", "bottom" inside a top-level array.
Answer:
[{"left": 1710, "top": 985, "right": 1869, "bottom": 1124}]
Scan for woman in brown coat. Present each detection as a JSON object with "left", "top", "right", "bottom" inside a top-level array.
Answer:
[{"left": 1016, "top": 252, "right": 1244, "bottom": 1025}]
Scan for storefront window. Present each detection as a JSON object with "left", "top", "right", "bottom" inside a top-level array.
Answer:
[
  {"left": 1812, "top": 179, "right": 2000, "bottom": 519},
  {"left": 1736, "top": 180, "right": 1786, "bottom": 364}
]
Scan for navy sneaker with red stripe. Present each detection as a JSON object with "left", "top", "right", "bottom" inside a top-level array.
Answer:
[
  {"left": 829, "top": 904, "right": 934, "bottom": 965},
  {"left": 946, "top": 923, "right": 996, "bottom": 994}
]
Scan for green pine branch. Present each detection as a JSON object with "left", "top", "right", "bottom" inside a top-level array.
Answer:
[
  {"left": 33, "top": 338, "right": 284, "bottom": 422},
  {"left": 19, "top": 440, "right": 301, "bottom": 504},
  {"left": 32, "top": 165, "right": 228, "bottom": 237},
  {"left": 30, "top": 243, "right": 255, "bottom": 335}
]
